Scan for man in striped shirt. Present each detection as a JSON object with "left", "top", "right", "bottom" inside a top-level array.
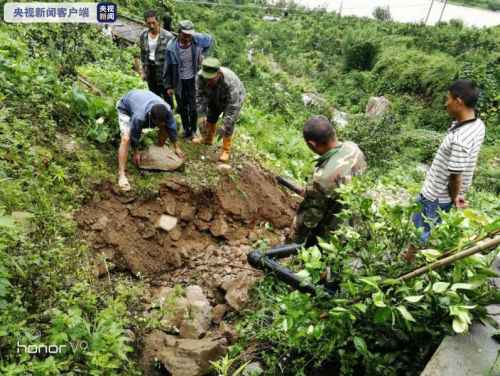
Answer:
[{"left": 413, "top": 80, "right": 485, "bottom": 244}]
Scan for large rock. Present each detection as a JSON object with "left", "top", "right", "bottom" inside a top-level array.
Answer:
[
  {"left": 141, "top": 330, "right": 227, "bottom": 376},
  {"left": 331, "top": 108, "right": 349, "bottom": 129},
  {"left": 365, "top": 96, "right": 391, "bottom": 119},
  {"left": 151, "top": 287, "right": 189, "bottom": 331},
  {"left": 179, "top": 286, "right": 212, "bottom": 339},
  {"left": 222, "top": 276, "right": 256, "bottom": 312},
  {"left": 139, "top": 145, "right": 184, "bottom": 171}
]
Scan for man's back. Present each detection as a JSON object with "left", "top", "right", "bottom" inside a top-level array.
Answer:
[{"left": 313, "top": 141, "right": 367, "bottom": 195}]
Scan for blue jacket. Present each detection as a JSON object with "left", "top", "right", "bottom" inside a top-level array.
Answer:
[
  {"left": 117, "top": 89, "right": 177, "bottom": 146},
  {"left": 164, "top": 33, "right": 213, "bottom": 97}
]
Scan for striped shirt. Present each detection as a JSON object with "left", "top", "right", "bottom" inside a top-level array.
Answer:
[{"left": 421, "top": 118, "right": 485, "bottom": 203}]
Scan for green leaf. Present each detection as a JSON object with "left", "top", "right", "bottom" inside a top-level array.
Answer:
[
  {"left": 397, "top": 305, "right": 416, "bottom": 322},
  {"left": 318, "top": 241, "right": 336, "bottom": 252},
  {"left": 360, "top": 276, "right": 382, "bottom": 289},
  {"left": 432, "top": 282, "right": 450, "bottom": 294},
  {"left": 295, "top": 270, "right": 311, "bottom": 284},
  {"left": 450, "top": 283, "right": 478, "bottom": 291},
  {"left": 452, "top": 318, "right": 468, "bottom": 334},
  {"left": 404, "top": 295, "right": 424, "bottom": 303},
  {"left": 353, "top": 303, "right": 367, "bottom": 313},
  {"left": 372, "top": 291, "right": 386, "bottom": 307},
  {"left": 0, "top": 216, "right": 16, "bottom": 228},
  {"left": 353, "top": 336, "right": 369, "bottom": 355}
]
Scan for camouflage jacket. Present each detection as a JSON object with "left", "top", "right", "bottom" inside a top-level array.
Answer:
[
  {"left": 139, "top": 29, "right": 174, "bottom": 83},
  {"left": 197, "top": 67, "right": 245, "bottom": 136},
  {"left": 293, "top": 141, "right": 367, "bottom": 245}
]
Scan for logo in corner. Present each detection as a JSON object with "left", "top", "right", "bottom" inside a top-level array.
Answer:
[{"left": 96, "top": 2, "right": 117, "bottom": 23}]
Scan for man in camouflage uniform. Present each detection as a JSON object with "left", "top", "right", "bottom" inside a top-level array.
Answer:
[
  {"left": 292, "top": 116, "right": 367, "bottom": 246},
  {"left": 139, "top": 10, "right": 174, "bottom": 107},
  {"left": 193, "top": 57, "right": 245, "bottom": 162}
]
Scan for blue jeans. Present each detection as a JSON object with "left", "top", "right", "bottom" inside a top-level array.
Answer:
[{"left": 412, "top": 194, "right": 453, "bottom": 244}]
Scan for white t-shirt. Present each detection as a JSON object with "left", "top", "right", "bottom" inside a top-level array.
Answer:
[{"left": 148, "top": 33, "right": 159, "bottom": 61}]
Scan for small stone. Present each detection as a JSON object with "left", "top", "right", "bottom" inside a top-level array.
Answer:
[
  {"left": 218, "top": 321, "right": 238, "bottom": 344},
  {"left": 164, "top": 200, "right": 176, "bottom": 216},
  {"left": 90, "top": 215, "right": 109, "bottom": 231},
  {"left": 198, "top": 207, "right": 213, "bottom": 222},
  {"left": 212, "top": 304, "right": 229, "bottom": 324},
  {"left": 169, "top": 226, "right": 182, "bottom": 241},
  {"left": 210, "top": 216, "right": 229, "bottom": 238},
  {"left": 156, "top": 215, "right": 178, "bottom": 232},
  {"left": 216, "top": 163, "right": 232, "bottom": 174},
  {"left": 180, "top": 203, "right": 197, "bottom": 222},
  {"left": 223, "top": 276, "right": 256, "bottom": 312},
  {"left": 243, "top": 362, "right": 264, "bottom": 376}
]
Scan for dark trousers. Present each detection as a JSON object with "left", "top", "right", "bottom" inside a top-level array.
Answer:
[
  {"left": 175, "top": 78, "right": 197, "bottom": 138},
  {"left": 412, "top": 194, "right": 453, "bottom": 244},
  {"left": 146, "top": 63, "right": 174, "bottom": 109}
]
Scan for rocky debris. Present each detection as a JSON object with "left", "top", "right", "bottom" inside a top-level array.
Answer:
[
  {"left": 91, "top": 215, "right": 109, "bottom": 231},
  {"left": 243, "top": 362, "right": 264, "bottom": 376},
  {"left": 179, "top": 286, "right": 212, "bottom": 339},
  {"left": 141, "top": 330, "right": 227, "bottom": 376},
  {"left": 222, "top": 276, "right": 256, "bottom": 312},
  {"left": 56, "top": 132, "right": 79, "bottom": 154},
  {"left": 366, "top": 185, "right": 412, "bottom": 207},
  {"left": 211, "top": 304, "right": 229, "bottom": 324},
  {"left": 156, "top": 215, "right": 178, "bottom": 232},
  {"left": 366, "top": 96, "right": 391, "bottom": 119},
  {"left": 302, "top": 92, "right": 327, "bottom": 107},
  {"left": 331, "top": 108, "right": 349, "bottom": 129},
  {"left": 216, "top": 163, "right": 232, "bottom": 174},
  {"left": 218, "top": 321, "right": 239, "bottom": 344},
  {"left": 94, "top": 248, "right": 115, "bottom": 277},
  {"left": 210, "top": 216, "right": 229, "bottom": 238},
  {"left": 262, "top": 15, "right": 281, "bottom": 22},
  {"left": 139, "top": 145, "right": 184, "bottom": 171},
  {"left": 180, "top": 203, "right": 197, "bottom": 222},
  {"left": 76, "top": 163, "right": 294, "bottom": 277}
]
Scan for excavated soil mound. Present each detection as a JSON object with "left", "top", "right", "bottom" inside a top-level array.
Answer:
[{"left": 76, "top": 162, "right": 297, "bottom": 286}]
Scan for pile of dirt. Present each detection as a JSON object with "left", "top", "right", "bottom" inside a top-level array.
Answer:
[{"left": 75, "top": 162, "right": 297, "bottom": 292}]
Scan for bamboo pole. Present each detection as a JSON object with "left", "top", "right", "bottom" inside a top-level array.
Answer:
[{"left": 398, "top": 235, "right": 500, "bottom": 282}]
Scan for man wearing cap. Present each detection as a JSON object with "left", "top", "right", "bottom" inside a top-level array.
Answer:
[
  {"left": 116, "top": 89, "right": 184, "bottom": 191},
  {"left": 164, "top": 20, "right": 213, "bottom": 139},
  {"left": 139, "top": 10, "right": 174, "bottom": 107},
  {"left": 194, "top": 58, "right": 246, "bottom": 162}
]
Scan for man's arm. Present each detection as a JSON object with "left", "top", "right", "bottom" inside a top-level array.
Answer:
[
  {"left": 448, "top": 140, "right": 469, "bottom": 208},
  {"left": 138, "top": 32, "right": 147, "bottom": 80},
  {"left": 449, "top": 173, "right": 466, "bottom": 208},
  {"left": 158, "top": 111, "right": 183, "bottom": 158},
  {"left": 292, "top": 188, "right": 329, "bottom": 244},
  {"left": 221, "top": 84, "right": 244, "bottom": 137}
]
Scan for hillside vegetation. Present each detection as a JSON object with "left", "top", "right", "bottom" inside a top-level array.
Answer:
[{"left": 0, "top": 1, "right": 499, "bottom": 375}]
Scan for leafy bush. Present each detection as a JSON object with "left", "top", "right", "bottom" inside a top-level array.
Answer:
[
  {"left": 238, "top": 178, "right": 500, "bottom": 375},
  {"left": 339, "top": 113, "right": 402, "bottom": 167},
  {"left": 342, "top": 31, "right": 379, "bottom": 71},
  {"left": 373, "top": 47, "right": 459, "bottom": 102}
]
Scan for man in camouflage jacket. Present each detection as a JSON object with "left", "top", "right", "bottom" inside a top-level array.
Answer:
[
  {"left": 193, "top": 57, "right": 245, "bottom": 162},
  {"left": 292, "top": 116, "right": 367, "bottom": 246}
]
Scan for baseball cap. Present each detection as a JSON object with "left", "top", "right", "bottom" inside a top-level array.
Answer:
[
  {"left": 199, "top": 57, "right": 221, "bottom": 79},
  {"left": 178, "top": 20, "right": 195, "bottom": 35}
]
